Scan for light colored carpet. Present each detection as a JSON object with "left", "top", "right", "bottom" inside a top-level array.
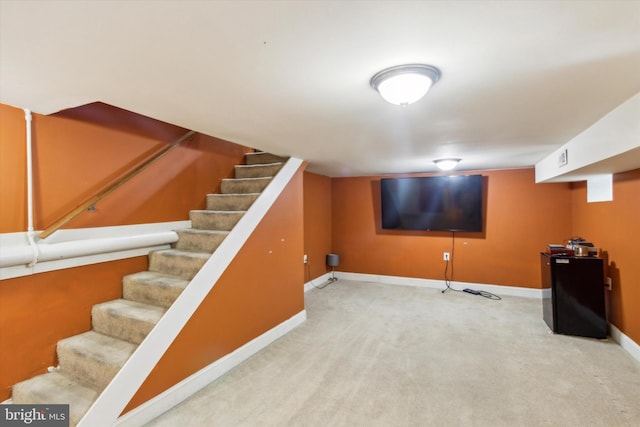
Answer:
[{"left": 145, "top": 280, "right": 640, "bottom": 426}]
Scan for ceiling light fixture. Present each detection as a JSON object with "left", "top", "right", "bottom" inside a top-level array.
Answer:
[
  {"left": 370, "top": 64, "right": 441, "bottom": 106},
  {"left": 433, "top": 158, "right": 461, "bottom": 171}
]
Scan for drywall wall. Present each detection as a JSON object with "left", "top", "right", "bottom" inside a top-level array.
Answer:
[
  {"left": 331, "top": 168, "right": 572, "bottom": 289},
  {"left": 536, "top": 92, "right": 640, "bottom": 183},
  {"left": 303, "top": 172, "right": 333, "bottom": 282},
  {"left": 570, "top": 169, "right": 640, "bottom": 345},
  {"left": 0, "top": 103, "right": 250, "bottom": 233}
]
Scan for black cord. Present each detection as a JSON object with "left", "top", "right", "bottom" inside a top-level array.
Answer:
[
  {"left": 442, "top": 232, "right": 460, "bottom": 293},
  {"left": 477, "top": 290, "right": 502, "bottom": 300},
  {"left": 441, "top": 231, "right": 501, "bottom": 300},
  {"left": 306, "top": 261, "right": 333, "bottom": 290}
]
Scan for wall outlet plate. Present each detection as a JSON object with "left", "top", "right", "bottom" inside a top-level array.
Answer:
[
  {"left": 606, "top": 277, "right": 612, "bottom": 291},
  {"left": 443, "top": 252, "right": 450, "bottom": 261},
  {"left": 303, "top": 254, "right": 308, "bottom": 264}
]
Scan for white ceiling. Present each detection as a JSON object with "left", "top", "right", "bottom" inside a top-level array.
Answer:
[{"left": 1, "top": 1, "right": 639, "bottom": 177}]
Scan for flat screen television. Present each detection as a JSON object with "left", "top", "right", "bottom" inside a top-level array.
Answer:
[{"left": 380, "top": 175, "right": 483, "bottom": 232}]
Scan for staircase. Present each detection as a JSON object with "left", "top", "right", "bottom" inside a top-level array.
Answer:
[{"left": 10, "top": 152, "right": 288, "bottom": 426}]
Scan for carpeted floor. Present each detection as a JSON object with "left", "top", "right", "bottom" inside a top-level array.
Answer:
[{"left": 145, "top": 280, "right": 640, "bottom": 426}]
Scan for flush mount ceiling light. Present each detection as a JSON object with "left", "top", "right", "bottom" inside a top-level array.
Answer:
[
  {"left": 434, "top": 158, "right": 461, "bottom": 171},
  {"left": 370, "top": 64, "right": 441, "bottom": 106}
]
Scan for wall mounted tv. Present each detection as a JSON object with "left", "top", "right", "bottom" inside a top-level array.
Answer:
[{"left": 380, "top": 175, "right": 484, "bottom": 232}]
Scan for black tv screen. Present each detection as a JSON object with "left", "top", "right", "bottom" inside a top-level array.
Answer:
[{"left": 381, "top": 175, "right": 483, "bottom": 232}]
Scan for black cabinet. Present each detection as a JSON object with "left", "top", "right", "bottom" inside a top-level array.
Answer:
[{"left": 541, "top": 253, "right": 607, "bottom": 339}]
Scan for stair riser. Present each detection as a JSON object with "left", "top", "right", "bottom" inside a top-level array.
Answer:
[
  {"left": 245, "top": 152, "right": 288, "bottom": 165},
  {"left": 190, "top": 211, "right": 244, "bottom": 231},
  {"left": 175, "top": 230, "right": 227, "bottom": 253},
  {"left": 148, "top": 250, "right": 209, "bottom": 280},
  {"left": 123, "top": 274, "right": 187, "bottom": 308},
  {"left": 234, "top": 163, "right": 283, "bottom": 179},
  {"left": 92, "top": 306, "right": 157, "bottom": 345},
  {"left": 221, "top": 178, "right": 271, "bottom": 194},
  {"left": 57, "top": 345, "right": 122, "bottom": 392},
  {"left": 206, "top": 194, "right": 258, "bottom": 210}
]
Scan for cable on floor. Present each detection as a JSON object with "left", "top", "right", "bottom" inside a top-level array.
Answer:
[
  {"left": 441, "top": 231, "right": 501, "bottom": 300},
  {"left": 306, "top": 261, "right": 334, "bottom": 289}
]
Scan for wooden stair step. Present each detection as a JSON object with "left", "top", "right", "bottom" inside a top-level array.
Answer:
[
  {"left": 11, "top": 370, "right": 98, "bottom": 427},
  {"left": 190, "top": 210, "right": 245, "bottom": 231},
  {"left": 175, "top": 229, "right": 229, "bottom": 253},
  {"left": 148, "top": 249, "right": 210, "bottom": 280},
  {"left": 206, "top": 193, "right": 259, "bottom": 211},
  {"left": 91, "top": 299, "right": 165, "bottom": 345},
  {"left": 57, "top": 331, "right": 136, "bottom": 391},
  {"left": 244, "top": 152, "right": 288, "bottom": 165},
  {"left": 221, "top": 177, "right": 272, "bottom": 194},
  {"left": 123, "top": 270, "right": 189, "bottom": 308},
  {"left": 234, "top": 162, "right": 283, "bottom": 179}
]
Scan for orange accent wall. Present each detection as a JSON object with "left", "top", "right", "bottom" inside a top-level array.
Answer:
[
  {"left": 0, "top": 257, "right": 148, "bottom": 401},
  {"left": 0, "top": 103, "right": 250, "bottom": 233},
  {"left": 331, "top": 168, "right": 572, "bottom": 288},
  {"left": 0, "top": 105, "right": 28, "bottom": 231},
  {"left": 303, "top": 172, "right": 333, "bottom": 281},
  {"left": 123, "top": 165, "right": 305, "bottom": 412},
  {"left": 570, "top": 169, "right": 640, "bottom": 344}
]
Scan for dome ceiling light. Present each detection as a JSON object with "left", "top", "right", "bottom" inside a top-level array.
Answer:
[
  {"left": 370, "top": 64, "right": 441, "bottom": 106},
  {"left": 433, "top": 158, "right": 461, "bottom": 171}
]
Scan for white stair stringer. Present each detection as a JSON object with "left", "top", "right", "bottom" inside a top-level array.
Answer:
[{"left": 77, "top": 157, "right": 304, "bottom": 427}]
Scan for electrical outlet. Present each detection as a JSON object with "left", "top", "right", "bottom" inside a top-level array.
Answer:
[
  {"left": 606, "top": 277, "right": 612, "bottom": 291},
  {"left": 443, "top": 252, "right": 450, "bottom": 261},
  {"left": 303, "top": 254, "right": 308, "bottom": 264}
]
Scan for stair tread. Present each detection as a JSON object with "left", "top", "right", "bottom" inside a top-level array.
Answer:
[
  {"left": 123, "top": 271, "right": 189, "bottom": 307},
  {"left": 59, "top": 330, "right": 137, "bottom": 366},
  {"left": 222, "top": 176, "right": 272, "bottom": 181},
  {"left": 124, "top": 270, "right": 189, "bottom": 286},
  {"left": 236, "top": 162, "right": 283, "bottom": 168},
  {"left": 93, "top": 299, "right": 165, "bottom": 324},
  {"left": 11, "top": 371, "right": 98, "bottom": 425},
  {"left": 244, "top": 152, "right": 288, "bottom": 165},
  {"left": 148, "top": 249, "right": 210, "bottom": 280},
  {"left": 190, "top": 209, "right": 246, "bottom": 214},
  {"left": 177, "top": 228, "right": 229, "bottom": 235},
  {"left": 206, "top": 192, "right": 260, "bottom": 197},
  {"left": 153, "top": 248, "right": 212, "bottom": 259}
]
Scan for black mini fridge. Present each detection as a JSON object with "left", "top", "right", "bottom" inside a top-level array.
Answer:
[{"left": 541, "top": 253, "right": 607, "bottom": 339}]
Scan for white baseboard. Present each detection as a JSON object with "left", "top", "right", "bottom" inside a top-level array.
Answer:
[
  {"left": 114, "top": 310, "right": 307, "bottom": 427},
  {"left": 609, "top": 323, "right": 640, "bottom": 363},
  {"left": 334, "top": 271, "right": 543, "bottom": 299}
]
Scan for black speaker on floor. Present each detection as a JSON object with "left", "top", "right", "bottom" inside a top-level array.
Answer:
[{"left": 326, "top": 253, "right": 339, "bottom": 267}]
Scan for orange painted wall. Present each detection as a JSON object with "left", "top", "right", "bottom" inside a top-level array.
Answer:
[
  {"left": 331, "top": 168, "right": 572, "bottom": 288},
  {"left": 0, "top": 103, "right": 250, "bottom": 233},
  {"left": 0, "top": 257, "right": 147, "bottom": 401},
  {"left": 303, "top": 172, "right": 333, "bottom": 282},
  {"left": 570, "top": 169, "right": 640, "bottom": 344},
  {"left": 123, "top": 165, "right": 306, "bottom": 412}
]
